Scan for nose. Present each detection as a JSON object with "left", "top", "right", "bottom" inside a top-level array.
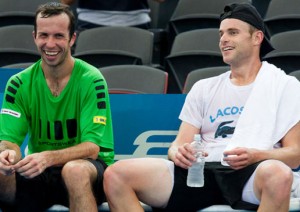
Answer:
[
  {"left": 45, "top": 36, "right": 56, "bottom": 48},
  {"left": 219, "top": 37, "right": 223, "bottom": 49},
  {"left": 219, "top": 33, "right": 226, "bottom": 44},
  {"left": 219, "top": 33, "right": 228, "bottom": 48}
]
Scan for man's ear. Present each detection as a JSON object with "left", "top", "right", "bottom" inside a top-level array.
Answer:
[
  {"left": 70, "top": 32, "right": 76, "bottom": 47},
  {"left": 254, "top": 30, "right": 264, "bottom": 47}
]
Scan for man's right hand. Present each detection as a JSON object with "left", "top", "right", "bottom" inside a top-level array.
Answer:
[
  {"left": 0, "top": 150, "right": 17, "bottom": 175},
  {"left": 173, "top": 143, "right": 195, "bottom": 169}
]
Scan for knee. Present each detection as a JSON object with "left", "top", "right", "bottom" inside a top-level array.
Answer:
[
  {"left": 257, "top": 160, "right": 293, "bottom": 193},
  {"left": 61, "top": 160, "right": 94, "bottom": 186},
  {"left": 103, "top": 161, "right": 127, "bottom": 193}
]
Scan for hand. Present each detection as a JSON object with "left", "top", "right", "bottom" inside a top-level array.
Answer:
[
  {"left": 0, "top": 150, "right": 17, "bottom": 175},
  {"left": 173, "top": 143, "right": 207, "bottom": 169},
  {"left": 13, "top": 152, "right": 48, "bottom": 179},
  {"left": 223, "top": 147, "right": 257, "bottom": 170}
]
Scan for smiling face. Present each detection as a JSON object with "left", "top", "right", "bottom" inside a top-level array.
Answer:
[
  {"left": 33, "top": 12, "right": 76, "bottom": 69},
  {"left": 219, "top": 18, "right": 262, "bottom": 66}
]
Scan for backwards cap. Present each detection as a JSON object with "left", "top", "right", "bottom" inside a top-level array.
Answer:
[{"left": 220, "top": 3, "right": 274, "bottom": 57}]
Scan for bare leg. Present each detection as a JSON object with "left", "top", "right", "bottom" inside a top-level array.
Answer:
[
  {"left": 254, "top": 160, "right": 293, "bottom": 212},
  {"left": 104, "top": 158, "right": 173, "bottom": 212},
  {"left": 62, "top": 160, "right": 99, "bottom": 212},
  {"left": 0, "top": 174, "right": 16, "bottom": 204}
]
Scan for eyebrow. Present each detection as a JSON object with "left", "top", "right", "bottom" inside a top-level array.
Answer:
[
  {"left": 224, "top": 27, "right": 239, "bottom": 31},
  {"left": 219, "top": 27, "right": 239, "bottom": 33}
]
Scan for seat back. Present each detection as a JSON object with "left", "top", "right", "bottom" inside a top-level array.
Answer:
[
  {"left": 99, "top": 65, "right": 168, "bottom": 94},
  {"left": 264, "top": 0, "right": 300, "bottom": 37},
  {"left": 289, "top": 70, "right": 300, "bottom": 81},
  {"left": 0, "top": 25, "right": 40, "bottom": 66},
  {"left": 269, "top": 30, "right": 300, "bottom": 52},
  {"left": 0, "top": 0, "right": 59, "bottom": 27},
  {"left": 182, "top": 66, "right": 229, "bottom": 94},
  {"left": 168, "top": 0, "right": 251, "bottom": 40},
  {"left": 74, "top": 26, "right": 154, "bottom": 67},
  {"left": 0, "top": 25, "right": 37, "bottom": 50},
  {"left": 263, "top": 30, "right": 300, "bottom": 73},
  {"left": 170, "top": 28, "right": 221, "bottom": 54},
  {"left": 165, "top": 29, "right": 226, "bottom": 93}
]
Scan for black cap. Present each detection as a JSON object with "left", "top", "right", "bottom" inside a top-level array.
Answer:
[{"left": 220, "top": 3, "right": 274, "bottom": 57}]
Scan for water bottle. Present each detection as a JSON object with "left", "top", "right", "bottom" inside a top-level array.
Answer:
[{"left": 187, "top": 134, "right": 205, "bottom": 187}]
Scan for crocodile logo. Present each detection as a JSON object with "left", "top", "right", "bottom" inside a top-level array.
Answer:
[{"left": 214, "top": 120, "right": 235, "bottom": 138}]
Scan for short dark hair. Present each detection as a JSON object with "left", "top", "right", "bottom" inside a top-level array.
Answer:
[{"left": 34, "top": 2, "right": 76, "bottom": 39}]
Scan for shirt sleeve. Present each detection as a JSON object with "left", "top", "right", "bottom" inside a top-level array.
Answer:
[
  {"left": 0, "top": 75, "right": 29, "bottom": 146},
  {"left": 179, "top": 81, "right": 205, "bottom": 129},
  {"left": 79, "top": 74, "right": 114, "bottom": 150}
]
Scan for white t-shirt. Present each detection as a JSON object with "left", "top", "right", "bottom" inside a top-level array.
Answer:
[{"left": 179, "top": 71, "right": 254, "bottom": 162}]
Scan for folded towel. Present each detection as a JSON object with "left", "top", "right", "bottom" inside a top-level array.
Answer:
[{"left": 222, "top": 62, "right": 300, "bottom": 165}]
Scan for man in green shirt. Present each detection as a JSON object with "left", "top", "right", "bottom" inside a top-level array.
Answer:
[{"left": 0, "top": 2, "right": 114, "bottom": 211}]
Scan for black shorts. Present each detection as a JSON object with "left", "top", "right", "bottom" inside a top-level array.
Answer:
[
  {"left": 14, "top": 158, "right": 108, "bottom": 212},
  {"left": 153, "top": 162, "right": 260, "bottom": 212}
]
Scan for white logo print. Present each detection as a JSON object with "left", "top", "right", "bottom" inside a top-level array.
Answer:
[
  {"left": 115, "top": 130, "right": 178, "bottom": 160},
  {"left": 1, "top": 108, "right": 21, "bottom": 118}
]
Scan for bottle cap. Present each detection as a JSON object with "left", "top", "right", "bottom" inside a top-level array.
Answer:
[{"left": 194, "top": 134, "right": 201, "bottom": 141}]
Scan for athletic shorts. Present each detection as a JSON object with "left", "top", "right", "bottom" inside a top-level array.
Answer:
[
  {"left": 14, "top": 158, "right": 108, "bottom": 212},
  {"left": 153, "top": 162, "right": 260, "bottom": 212}
]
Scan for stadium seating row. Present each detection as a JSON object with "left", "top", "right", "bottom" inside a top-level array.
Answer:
[
  {"left": 4, "top": 25, "right": 300, "bottom": 93},
  {"left": 1, "top": 64, "right": 300, "bottom": 96},
  {"left": 0, "top": 0, "right": 300, "bottom": 93},
  {"left": 0, "top": 0, "right": 300, "bottom": 59}
]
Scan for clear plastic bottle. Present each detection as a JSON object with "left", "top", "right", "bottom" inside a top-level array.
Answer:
[{"left": 187, "top": 134, "right": 205, "bottom": 187}]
